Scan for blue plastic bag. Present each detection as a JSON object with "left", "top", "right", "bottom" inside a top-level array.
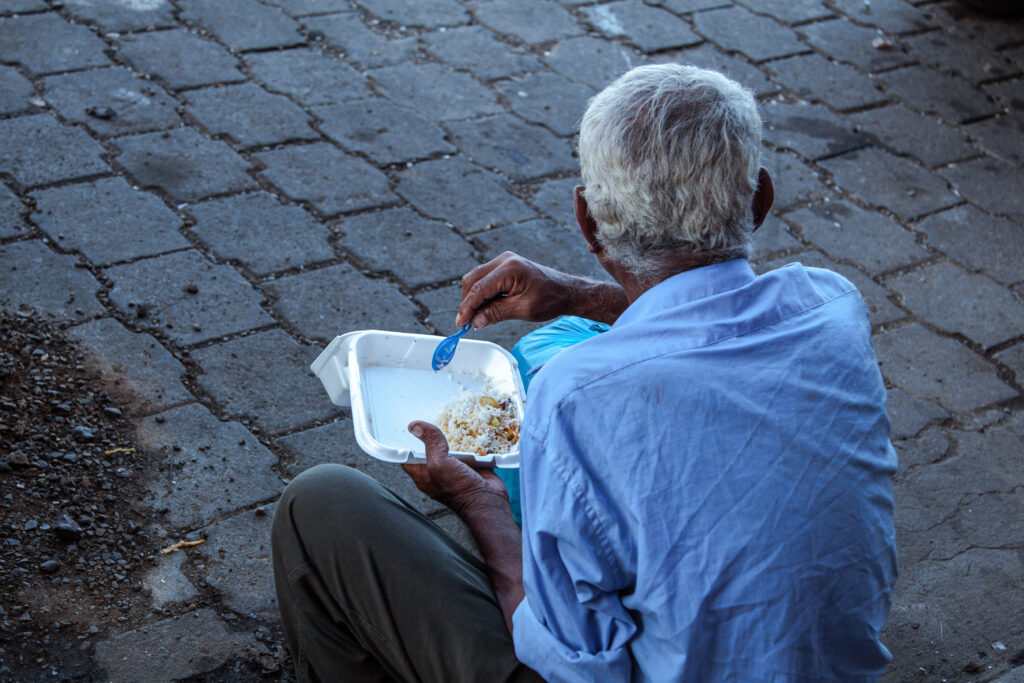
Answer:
[{"left": 497, "top": 316, "right": 611, "bottom": 525}]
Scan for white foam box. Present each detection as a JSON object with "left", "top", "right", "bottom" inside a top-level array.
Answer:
[{"left": 311, "top": 330, "right": 525, "bottom": 467}]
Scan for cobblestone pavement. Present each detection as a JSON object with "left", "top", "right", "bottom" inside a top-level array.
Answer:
[{"left": 1, "top": 0, "right": 1022, "bottom": 680}]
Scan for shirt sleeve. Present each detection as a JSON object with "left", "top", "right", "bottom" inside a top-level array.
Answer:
[{"left": 512, "top": 409, "right": 637, "bottom": 682}]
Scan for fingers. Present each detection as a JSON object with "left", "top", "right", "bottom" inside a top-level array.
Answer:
[{"left": 408, "top": 421, "right": 449, "bottom": 464}]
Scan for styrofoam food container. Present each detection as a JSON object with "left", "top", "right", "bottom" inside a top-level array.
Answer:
[{"left": 311, "top": 330, "right": 525, "bottom": 467}]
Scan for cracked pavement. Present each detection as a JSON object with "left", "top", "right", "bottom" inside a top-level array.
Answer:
[{"left": 0, "top": 0, "right": 1022, "bottom": 680}]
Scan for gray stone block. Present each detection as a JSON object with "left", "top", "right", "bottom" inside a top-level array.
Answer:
[
  {"left": 732, "top": 0, "right": 832, "bottom": 23},
  {"left": 762, "top": 101, "right": 866, "bottom": 160},
  {"left": 940, "top": 157, "right": 1024, "bottom": 224},
  {"left": 0, "top": 114, "right": 109, "bottom": 187},
  {"left": 180, "top": 0, "right": 303, "bottom": 51},
  {"left": 530, "top": 176, "right": 579, "bottom": 224},
  {"left": 42, "top": 67, "right": 180, "bottom": 138},
  {"left": 966, "top": 115, "right": 1024, "bottom": 167},
  {"left": 396, "top": 156, "right": 535, "bottom": 234},
  {"left": 902, "top": 30, "right": 1019, "bottom": 85},
  {"left": 246, "top": 48, "right": 370, "bottom": 106},
  {"left": 414, "top": 283, "right": 541, "bottom": 353},
  {"left": 750, "top": 213, "right": 801, "bottom": 260},
  {"left": 496, "top": 71, "right": 595, "bottom": 136},
  {"left": 371, "top": 61, "right": 502, "bottom": 121},
  {"left": 66, "top": 317, "right": 192, "bottom": 414},
  {"left": 359, "top": 0, "right": 470, "bottom": 27},
  {"left": 693, "top": 6, "right": 806, "bottom": 62},
  {"left": 256, "top": 142, "right": 395, "bottom": 216},
  {"left": 821, "top": 147, "right": 958, "bottom": 220},
  {"left": 314, "top": 98, "right": 455, "bottom": 165},
  {"left": 766, "top": 53, "right": 888, "bottom": 111},
  {"left": 276, "top": 420, "right": 446, "bottom": 515},
  {"left": 0, "top": 181, "right": 28, "bottom": 240},
  {"left": 892, "top": 428, "right": 948, "bottom": 474},
  {"left": 105, "top": 250, "right": 273, "bottom": 345},
  {"left": 337, "top": 207, "right": 478, "bottom": 288},
  {"left": 886, "top": 388, "right": 948, "bottom": 441},
  {"left": 798, "top": 19, "right": 913, "bottom": 73},
  {"left": 63, "top": 0, "right": 176, "bottom": 32},
  {"left": 848, "top": 104, "right": 976, "bottom": 168},
  {"left": 95, "top": 608, "right": 261, "bottom": 683},
  {"left": 184, "top": 82, "right": 317, "bottom": 148},
  {"left": 545, "top": 36, "right": 641, "bottom": 91},
  {"left": 473, "top": 0, "right": 582, "bottom": 45},
  {"left": 786, "top": 200, "right": 928, "bottom": 275},
  {"left": 475, "top": 218, "right": 607, "bottom": 282},
  {"left": 0, "top": 13, "right": 109, "bottom": 75},
  {"left": 583, "top": 2, "right": 700, "bottom": 52},
  {"left": 187, "top": 192, "right": 334, "bottom": 276},
  {"left": 192, "top": 328, "right": 336, "bottom": 434},
  {"left": 31, "top": 176, "right": 189, "bottom": 265},
  {"left": 985, "top": 76, "right": 1024, "bottom": 114},
  {"left": 888, "top": 261, "right": 1024, "bottom": 349},
  {"left": 0, "top": 64, "right": 35, "bottom": 115},
  {"left": 650, "top": 0, "right": 729, "bottom": 12},
  {"left": 993, "top": 666, "right": 1024, "bottom": 683},
  {"left": 873, "top": 323, "right": 1016, "bottom": 413},
  {"left": 0, "top": 240, "right": 104, "bottom": 321},
  {"left": 761, "top": 148, "right": 829, "bottom": 213},
  {"left": 117, "top": 29, "right": 245, "bottom": 90},
  {"left": 832, "top": 0, "right": 931, "bottom": 33},
  {"left": 115, "top": 127, "right": 257, "bottom": 202},
  {"left": 423, "top": 25, "right": 541, "bottom": 81},
  {"left": 141, "top": 550, "right": 199, "bottom": 607},
  {"left": 666, "top": 44, "right": 778, "bottom": 98},
  {"left": 0, "top": 0, "right": 47, "bottom": 11},
  {"left": 134, "top": 403, "right": 282, "bottom": 529},
  {"left": 995, "top": 344, "right": 1024, "bottom": 384},
  {"left": 262, "top": 0, "right": 352, "bottom": 17},
  {"left": 446, "top": 114, "right": 577, "bottom": 181},
  {"left": 197, "top": 505, "right": 277, "bottom": 616},
  {"left": 265, "top": 263, "right": 427, "bottom": 342},
  {"left": 304, "top": 12, "right": 419, "bottom": 68},
  {"left": 879, "top": 65, "right": 999, "bottom": 123}
]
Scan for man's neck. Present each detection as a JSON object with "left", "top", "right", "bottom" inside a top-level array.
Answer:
[{"left": 614, "top": 252, "right": 716, "bottom": 304}]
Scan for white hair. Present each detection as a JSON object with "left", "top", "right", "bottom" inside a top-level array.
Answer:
[{"left": 578, "top": 64, "right": 762, "bottom": 275}]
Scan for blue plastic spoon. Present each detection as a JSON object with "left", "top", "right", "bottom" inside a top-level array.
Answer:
[{"left": 431, "top": 322, "right": 472, "bottom": 371}]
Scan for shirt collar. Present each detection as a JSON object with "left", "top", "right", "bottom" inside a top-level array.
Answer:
[{"left": 613, "top": 258, "right": 756, "bottom": 328}]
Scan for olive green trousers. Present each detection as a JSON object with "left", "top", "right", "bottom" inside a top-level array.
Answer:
[{"left": 271, "top": 463, "right": 543, "bottom": 683}]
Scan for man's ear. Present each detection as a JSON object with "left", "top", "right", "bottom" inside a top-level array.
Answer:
[
  {"left": 574, "top": 185, "right": 602, "bottom": 254},
  {"left": 751, "top": 167, "right": 774, "bottom": 231}
]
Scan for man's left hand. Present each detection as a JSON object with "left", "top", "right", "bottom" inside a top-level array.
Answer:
[{"left": 403, "top": 421, "right": 510, "bottom": 518}]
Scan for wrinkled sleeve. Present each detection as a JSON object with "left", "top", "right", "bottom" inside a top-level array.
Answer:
[{"left": 512, "top": 411, "right": 637, "bottom": 682}]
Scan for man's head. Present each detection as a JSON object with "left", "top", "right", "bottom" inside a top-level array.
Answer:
[{"left": 577, "top": 64, "right": 768, "bottom": 277}]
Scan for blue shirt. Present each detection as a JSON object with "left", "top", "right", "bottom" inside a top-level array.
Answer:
[{"left": 512, "top": 259, "right": 898, "bottom": 682}]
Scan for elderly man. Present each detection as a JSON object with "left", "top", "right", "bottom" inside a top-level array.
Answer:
[{"left": 272, "top": 64, "right": 898, "bottom": 681}]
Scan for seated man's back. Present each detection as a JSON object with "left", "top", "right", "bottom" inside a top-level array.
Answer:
[{"left": 513, "top": 259, "right": 898, "bottom": 682}]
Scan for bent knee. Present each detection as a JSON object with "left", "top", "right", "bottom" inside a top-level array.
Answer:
[{"left": 274, "top": 464, "right": 392, "bottom": 540}]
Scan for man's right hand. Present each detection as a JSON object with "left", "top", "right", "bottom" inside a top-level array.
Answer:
[{"left": 456, "top": 252, "right": 628, "bottom": 329}]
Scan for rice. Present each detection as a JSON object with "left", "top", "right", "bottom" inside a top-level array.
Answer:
[{"left": 436, "top": 388, "right": 520, "bottom": 456}]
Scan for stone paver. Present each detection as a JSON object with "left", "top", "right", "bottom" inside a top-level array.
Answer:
[
  {"left": 187, "top": 192, "right": 334, "bottom": 276},
  {"left": 496, "top": 71, "right": 595, "bottom": 136},
  {"left": 694, "top": 6, "right": 806, "bottom": 62},
  {"left": 531, "top": 176, "right": 580, "bottom": 224},
  {"left": 265, "top": 263, "right": 427, "bottom": 342},
  {"left": 0, "top": 240, "right": 104, "bottom": 321},
  {"left": 117, "top": 29, "right": 245, "bottom": 90},
  {"left": 583, "top": 2, "right": 700, "bottom": 52},
  {"left": 786, "top": 200, "right": 928, "bottom": 275},
  {"left": 134, "top": 403, "right": 282, "bottom": 529},
  {"left": 886, "top": 388, "right": 948, "bottom": 441},
  {"left": 31, "top": 177, "right": 188, "bottom": 265},
  {"left": 197, "top": 505, "right": 278, "bottom": 617},
  {"left": 95, "top": 608, "right": 261, "bottom": 683},
  {"left": 246, "top": 48, "right": 369, "bottom": 106},
  {"left": 879, "top": 65, "right": 1000, "bottom": 123},
  {"left": 314, "top": 99, "right": 456, "bottom": 165},
  {"left": 766, "top": 54, "right": 888, "bottom": 111},
  {"left": 966, "top": 114, "right": 1024, "bottom": 167},
  {"left": 67, "top": 318, "right": 192, "bottom": 414},
  {"left": 262, "top": 0, "right": 351, "bottom": 17},
  {"left": 667, "top": 44, "right": 778, "bottom": 98},
  {"left": 371, "top": 61, "right": 502, "bottom": 121},
  {"left": 180, "top": 0, "right": 303, "bottom": 51},
  {"left": 0, "top": 13, "right": 110, "bottom": 75},
  {"left": 63, "top": 0, "right": 176, "bottom": 32},
  {"left": 750, "top": 214, "right": 802, "bottom": 259},
  {"left": 0, "top": 181, "right": 28, "bottom": 240},
  {"left": 475, "top": 218, "right": 608, "bottom": 282},
  {"left": 256, "top": 142, "right": 396, "bottom": 215},
  {"left": 141, "top": 550, "right": 199, "bottom": 608},
  {"left": 939, "top": 156, "right": 1024, "bottom": 224},
  {"left": 995, "top": 344, "right": 1024, "bottom": 383},
  {"left": 903, "top": 29, "right": 1019, "bottom": 85},
  {"left": 761, "top": 148, "right": 829, "bottom": 212},
  {"left": 396, "top": 156, "right": 535, "bottom": 234},
  {"left": 733, "top": 0, "right": 831, "bottom": 24},
  {"left": 42, "top": 67, "right": 180, "bottom": 138},
  {"left": 423, "top": 25, "right": 541, "bottom": 81},
  {"left": 192, "top": 328, "right": 335, "bottom": 434},
  {"left": 473, "top": 0, "right": 582, "bottom": 45},
  {"left": 304, "top": 12, "right": 419, "bottom": 68},
  {"left": 888, "top": 261, "right": 1024, "bottom": 349},
  {"left": 762, "top": 101, "right": 866, "bottom": 161},
  {"left": 336, "top": 207, "right": 479, "bottom": 288},
  {"left": 832, "top": 0, "right": 930, "bottom": 34},
  {"left": 873, "top": 323, "right": 1016, "bottom": 413},
  {"left": 822, "top": 147, "right": 959, "bottom": 220},
  {"left": 445, "top": 114, "right": 577, "bottom": 181},
  {"left": 798, "top": 18, "right": 913, "bottom": 72},
  {"left": 848, "top": 105, "right": 976, "bottom": 168},
  {"left": 0, "top": 64, "right": 36, "bottom": 115},
  {"left": 105, "top": 250, "right": 273, "bottom": 345},
  {"left": 116, "top": 127, "right": 257, "bottom": 202},
  {"left": 915, "top": 205, "right": 1024, "bottom": 286},
  {"left": 0, "top": 114, "right": 110, "bottom": 187},
  {"left": 545, "top": 35, "right": 641, "bottom": 92},
  {"left": 184, "top": 83, "right": 317, "bottom": 148},
  {"left": 360, "top": 0, "right": 469, "bottom": 27}
]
